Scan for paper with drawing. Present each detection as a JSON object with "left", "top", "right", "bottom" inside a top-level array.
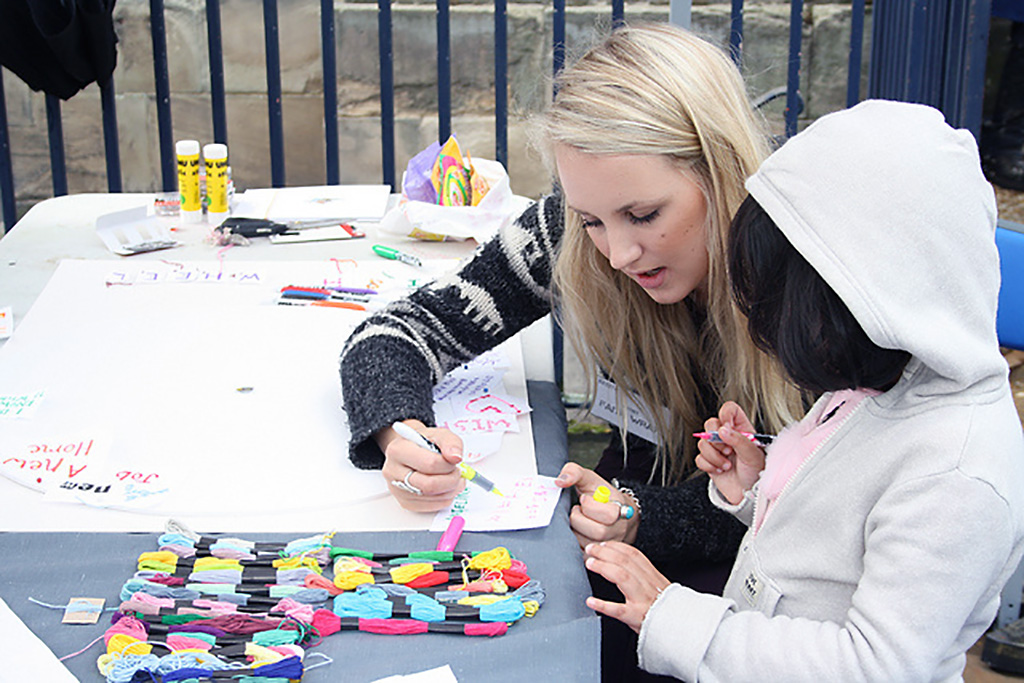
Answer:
[{"left": 0, "top": 259, "right": 538, "bottom": 532}]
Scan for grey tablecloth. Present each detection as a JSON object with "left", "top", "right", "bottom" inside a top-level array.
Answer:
[{"left": 0, "top": 380, "right": 600, "bottom": 682}]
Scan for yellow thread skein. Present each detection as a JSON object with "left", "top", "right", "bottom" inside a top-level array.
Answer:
[
  {"left": 458, "top": 595, "right": 509, "bottom": 607},
  {"left": 334, "top": 571, "right": 375, "bottom": 590},
  {"left": 389, "top": 562, "right": 434, "bottom": 584},
  {"left": 106, "top": 634, "right": 152, "bottom": 656},
  {"left": 468, "top": 547, "right": 511, "bottom": 572},
  {"left": 273, "top": 555, "right": 321, "bottom": 572}
]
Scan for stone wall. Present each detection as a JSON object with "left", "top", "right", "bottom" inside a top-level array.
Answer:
[{"left": 1, "top": 1, "right": 868, "bottom": 220}]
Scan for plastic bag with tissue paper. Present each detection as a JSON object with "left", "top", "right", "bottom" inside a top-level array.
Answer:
[{"left": 379, "top": 135, "right": 529, "bottom": 242}]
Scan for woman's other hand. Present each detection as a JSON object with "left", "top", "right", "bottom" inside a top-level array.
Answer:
[
  {"left": 583, "top": 541, "right": 670, "bottom": 633},
  {"left": 556, "top": 462, "right": 640, "bottom": 548}
]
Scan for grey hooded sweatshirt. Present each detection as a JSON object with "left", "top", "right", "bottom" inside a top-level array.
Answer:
[{"left": 637, "top": 100, "right": 1024, "bottom": 681}]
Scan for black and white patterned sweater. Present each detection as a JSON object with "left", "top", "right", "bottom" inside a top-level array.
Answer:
[{"left": 340, "top": 194, "right": 745, "bottom": 566}]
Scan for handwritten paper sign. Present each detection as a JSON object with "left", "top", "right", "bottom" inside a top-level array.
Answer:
[
  {"left": 45, "top": 472, "right": 171, "bottom": 510},
  {"left": 432, "top": 349, "right": 530, "bottom": 464},
  {"left": 431, "top": 475, "right": 561, "bottom": 532},
  {"left": 106, "top": 266, "right": 263, "bottom": 286},
  {"left": 1, "top": 435, "right": 103, "bottom": 492},
  {"left": 0, "top": 433, "right": 170, "bottom": 509}
]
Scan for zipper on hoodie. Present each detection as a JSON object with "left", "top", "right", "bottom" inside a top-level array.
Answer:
[{"left": 751, "top": 397, "right": 867, "bottom": 536}]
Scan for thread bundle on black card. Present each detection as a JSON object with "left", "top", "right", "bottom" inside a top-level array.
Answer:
[{"left": 96, "top": 528, "right": 545, "bottom": 682}]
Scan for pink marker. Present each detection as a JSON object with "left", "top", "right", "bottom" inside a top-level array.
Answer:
[{"left": 436, "top": 515, "right": 466, "bottom": 552}]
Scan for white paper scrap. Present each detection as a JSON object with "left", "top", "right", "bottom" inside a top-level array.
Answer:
[
  {"left": 372, "top": 664, "right": 459, "bottom": 683},
  {"left": 0, "top": 597, "right": 79, "bottom": 682}
]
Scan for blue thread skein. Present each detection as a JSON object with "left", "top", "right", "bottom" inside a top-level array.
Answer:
[{"left": 479, "top": 596, "right": 525, "bottom": 622}]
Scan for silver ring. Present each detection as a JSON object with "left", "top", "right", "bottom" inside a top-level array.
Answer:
[
  {"left": 612, "top": 501, "right": 635, "bottom": 520},
  {"left": 391, "top": 470, "right": 423, "bottom": 496}
]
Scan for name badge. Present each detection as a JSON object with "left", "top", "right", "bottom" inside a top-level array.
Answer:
[{"left": 590, "top": 377, "right": 666, "bottom": 445}]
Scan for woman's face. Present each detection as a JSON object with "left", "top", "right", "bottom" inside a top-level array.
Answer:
[{"left": 555, "top": 145, "right": 710, "bottom": 305}]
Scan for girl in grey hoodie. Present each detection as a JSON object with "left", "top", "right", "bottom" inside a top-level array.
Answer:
[{"left": 582, "top": 100, "right": 1024, "bottom": 682}]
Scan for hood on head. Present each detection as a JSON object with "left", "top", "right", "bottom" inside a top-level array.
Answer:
[{"left": 745, "top": 100, "right": 1001, "bottom": 396}]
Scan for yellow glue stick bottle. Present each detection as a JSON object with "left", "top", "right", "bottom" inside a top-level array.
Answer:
[
  {"left": 203, "top": 143, "right": 229, "bottom": 225},
  {"left": 176, "top": 140, "right": 202, "bottom": 223}
]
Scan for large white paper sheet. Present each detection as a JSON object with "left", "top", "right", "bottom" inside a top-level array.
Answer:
[
  {"left": 0, "top": 260, "right": 538, "bottom": 532},
  {"left": 232, "top": 185, "right": 391, "bottom": 222}
]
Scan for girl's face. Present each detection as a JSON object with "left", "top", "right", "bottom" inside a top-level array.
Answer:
[{"left": 555, "top": 145, "right": 710, "bottom": 305}]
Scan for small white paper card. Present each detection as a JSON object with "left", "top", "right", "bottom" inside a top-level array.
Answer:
[{"left": 431, "top": 475, "right": 562, "bottom": 532}]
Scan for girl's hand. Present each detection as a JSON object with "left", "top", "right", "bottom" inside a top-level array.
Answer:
[
  {"left": 375, "top": 420, "right": 466, "bottom": 512},
  {"left": 556, "top": 463, "right": 640, "bottom": 548},
  {"left": 583, "top": 541, "right": 670, "bottom": 633},
  {"left": 694, "top": 401, "right": 765, "bottom": 505}
]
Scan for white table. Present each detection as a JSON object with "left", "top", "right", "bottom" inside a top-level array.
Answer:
[
  {"left": 0, "top": 193, "right": 557, "bottom": 532},
  {"left": 0, "top": 193, "right": 599, "bottom": 681},
  {"left": 0, "top": 193, "right": 554, "bottom": 382}
]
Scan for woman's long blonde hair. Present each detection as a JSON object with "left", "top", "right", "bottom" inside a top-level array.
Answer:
[{"left": 540, "top": 23, "right": 803, "bottom": 483}]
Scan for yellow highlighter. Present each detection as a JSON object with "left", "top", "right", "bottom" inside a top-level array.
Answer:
[
  {"left": 457, "top": 462, "right": 504, "bottom": 497},
  {"left": 391, "top": 421, "right": 504, "bottom": 497}
]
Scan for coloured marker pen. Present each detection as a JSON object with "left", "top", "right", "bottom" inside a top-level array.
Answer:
[
  {"left": 456, "top": 463, "right": 504, "bottom": 497},
  {"left": 327, "top": 286, "right": 378, "bottom": 296},
  {"left": 391, "top": 421, "right": 503, "bottom": 497},
  {"left": 283, "top": 285, "right": 378, "bottom": 299},
  {"left": 436, "top": 515, "right": 465, "bottom": 552},
  {"left": 693, "top": 430, "right": 775, "bottom": 446},
  {"left": 280, "top": 287, "right": 373, "bottom": 304},
  {"left": 277, "top": 297, "right": 369, "bottom": 312},
  {"left": 311, "top": 300, "right": 367, "bottom": 311},
  {"left": 278, "top": 289, "right": 385, "bottom": 312},
  {"left": 372, "top": 244, "right": 423, "bottom": 268}
]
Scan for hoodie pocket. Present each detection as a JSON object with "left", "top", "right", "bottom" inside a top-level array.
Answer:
[{"left": 730, "top": 542, "right": 783, "bottom": 616}]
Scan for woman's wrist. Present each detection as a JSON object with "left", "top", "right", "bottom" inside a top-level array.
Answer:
[{"left": 609, "top": 479, "right": 642, "bottom": 544}]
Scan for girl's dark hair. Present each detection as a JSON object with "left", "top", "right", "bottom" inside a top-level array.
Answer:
[{"left": 728, "top": 194, "right": 910, "bottom": 395}]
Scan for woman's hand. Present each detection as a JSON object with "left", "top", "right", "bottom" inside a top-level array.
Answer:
[
  {"left": 556, "top": 462, "right": 640, "bottom": 549},
  {"left": 694, "top": 401, "right": 765, "bottom": 505},
  {"left": 375, "top": 420, "right": 465, "bottom": 512},
  {"left": 583, "top": 541, "right": 670, "bottom": 633}
]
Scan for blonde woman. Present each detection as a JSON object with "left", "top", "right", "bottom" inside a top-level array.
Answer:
[{"left": 341, "top": 23, "right": 803, "bottom": 681}]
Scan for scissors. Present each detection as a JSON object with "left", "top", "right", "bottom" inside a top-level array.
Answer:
[{"left": 219, "top": 217, "right": 364, "bottom": 238}]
